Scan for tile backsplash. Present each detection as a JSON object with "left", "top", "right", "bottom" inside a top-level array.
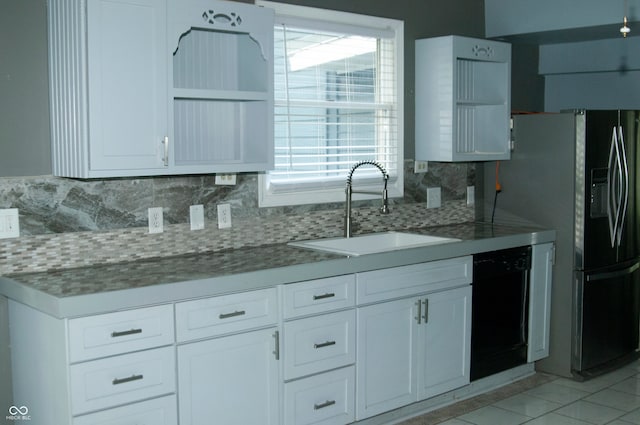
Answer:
[{"left": 0, "top": 161, "right": 475, "bottom": 274}]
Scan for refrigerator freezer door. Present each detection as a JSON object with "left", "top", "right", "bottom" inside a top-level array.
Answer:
[
  {"left": 616, "top": 111, "right": 640, "bottom": 263},
  {"left": 573, "top": 260, "right": 640, "bottom": 378}
]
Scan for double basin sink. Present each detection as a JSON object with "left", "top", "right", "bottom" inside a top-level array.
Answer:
[{"left": 288, "top": 231, "right": 460, "bottom": 256}]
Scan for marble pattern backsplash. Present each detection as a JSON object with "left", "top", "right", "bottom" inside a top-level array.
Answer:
[{"left": 0, "top": 161, "right": 475, "bottom": 273}]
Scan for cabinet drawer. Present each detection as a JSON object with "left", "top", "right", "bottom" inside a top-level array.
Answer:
[
  {"left": 283, "top": 275, "right": 355, "bottom": 319},
  {"left": 356, "top": 256, "right": 472, "bottom": 305},
  {"left": 73, "top": 394, "right": 177, "bottom": 425},
  {"left": 69, "top": 346, "right": 175, "bottom": 416},
  {"left": 284, "top": 366, "right": 355, "bottom": 425},
  {"left": 68, "top": 304, "right": 174, "bottom": 363},
  {"left": 284, "top": 310, "right": 356, "bottom": 380},
  {"left": 175, "top": 288, "right": 277, "bottom": 342}
]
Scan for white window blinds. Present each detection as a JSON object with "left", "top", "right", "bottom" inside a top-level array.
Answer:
[{"left": 258, "top": 2, "right": 404, "bottom": 207}]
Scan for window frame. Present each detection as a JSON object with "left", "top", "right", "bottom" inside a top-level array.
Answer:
[{"left": 257, "top": 0, "right": 404, "bottom": 207}]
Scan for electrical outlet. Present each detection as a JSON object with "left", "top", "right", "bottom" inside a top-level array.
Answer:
[
  {"left": 215, "top": 174, "right": 237, "bottom": 185},
  {"left": 148, "top": 207, "right": 163, "bottom": 234},
  {"left": 414, "top": 160, "right": 428, "bottom": 173},
  {"left": 0, "top": 208, "right": 19, "bottom": 239},
  {"left": 190, "top": 205, "right": 205, "bottom": 230},
  {"left": 467, "top": 186, "right": 475, "bottom": 206},
  {"left": 427, "top": 187, "right": 441, "bottom": 209},
  {"left": 217, "top": 203, "right": 232, "bottom": 229}
]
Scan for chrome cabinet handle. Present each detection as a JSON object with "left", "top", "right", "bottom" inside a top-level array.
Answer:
[
  {"left": 415, "top": 299, "right": 422, "bottom": 324},
  {"left": 313, "top": 293, "right": 335, "bottom": 300},
  {"left": 162, "top": 136, "right": 169, "bottom": 167},
  {"left": 314, "top": 400, "right": 336, "bottom": 410},
  {"left": 219, "top": 310, "right": 246, "bottom": 319},
  {"left": 314, "top": 340, "right": 336, "bottom": 349},
  {"left": 112, "top": 374, "right": 143, "bottom": 385},
  {"left": 273, "top": 330, "right": 280, "bottom": 360},
  {"left": 111, "top": 328, "right": 142, "bottom": 338},
  {"left": 422, "top": 299, "right": 429, "bottom": 323}
]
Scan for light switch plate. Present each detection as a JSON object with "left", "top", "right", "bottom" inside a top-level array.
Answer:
[
  {"left": 467, "top": 186, "right": 475, "bottom": 206},
  {"left": 0, "top": 208, "right": 19, "bottom": 239},
  {"left": 190, "top": 205, "right": 205, "bottom": 230},
  {"left": 427, "top": 187, "right": 441, "bottom": 209},
  {"left": 217, "top": 204, "right": 232, "bottom": 229},
  {"left": 148, "top": 207, "right": 163, "bottom": 234}
]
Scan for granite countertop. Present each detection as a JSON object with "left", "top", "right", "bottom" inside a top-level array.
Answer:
[{"left": 0, "top": 222, "right": 556, "bottom": 318}]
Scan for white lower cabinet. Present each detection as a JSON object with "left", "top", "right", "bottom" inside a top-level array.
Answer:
[
  {"left": 7, "top": 249, "right": 552, "bottom": 425},
  {"left": 69, "top": 346, "right": 175, "bottom": 416},
  {"left": 355, "top": 258, "right": 473, "bottom": 420},
  {"left": 356, "top": 297, "right": 418, "bottom": 417},
  {"left": 177, "top": 327, "right": 280, "bottom": 425},
  {"left": 281, "top": 275, "right": 357, "bottom": 425},
  {"left": 175, "top": 288, "right": 280, "bottom": 425},
  {"left": 284, "top": 366, "right": 355, "bottom": 425},
  {"left": 418, "top": 286, "right": 472, "bottom": 399},
  {"left": 72, "top": 395, "right": 177, "bottom": 425},
  {"left": 528, "top": 242, "right": 554, "bottom": 362}
]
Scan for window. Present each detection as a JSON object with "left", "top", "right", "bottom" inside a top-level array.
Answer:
[{"left": 257, "top": 1, "right": 404, "bottom": 207}]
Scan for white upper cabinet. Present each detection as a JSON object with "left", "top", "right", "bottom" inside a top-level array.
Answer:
[
  {"left": 48, "top": 0, "right": 274, "bottom": 178},
  {"left": 49, "top": 0, "right": 169, "bottom": 178},
  {"left": 168, "top": 0, "right": 274, "bottom": 173},
  {"left": 415, "top": 35, "right": 511, "bottom": 162}
]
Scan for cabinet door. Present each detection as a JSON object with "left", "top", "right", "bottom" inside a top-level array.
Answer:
[
  {"left": 415, "top": 35, "right": 510, "bottom": 162},
  {"left": 177, "top": 328, "right": 279, "bottom": 425},
  {"left": 87, "top": 0, "right": 167, "bottom": 173},
  {"left": 355, "top": 298, "right": 418, "bottom": 420},
  {"left": 418, "top": 286, "right": 472, "bottom": 400},
  {"left": 528, "top": 243, "right": 554, "bottom": 361}
]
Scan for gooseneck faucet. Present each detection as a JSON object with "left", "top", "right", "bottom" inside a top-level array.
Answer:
[{"left": 344, "top": 160, "right": 390, "bottom": 238}]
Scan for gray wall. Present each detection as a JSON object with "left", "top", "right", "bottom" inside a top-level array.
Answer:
[
  {"left": 0, "top": 0, "right": 51, "bottom": 176},
  {"left": 540, "top": 37, "right": 640, "bottom": 111}
]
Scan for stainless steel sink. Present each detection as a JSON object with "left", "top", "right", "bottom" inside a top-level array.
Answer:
[{"left": 288, "top": 231, "right": 460, "bottom": 256}]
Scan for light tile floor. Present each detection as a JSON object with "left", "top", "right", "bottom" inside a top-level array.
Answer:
[{"left": 400, "top": 360, "right": 640, "bottom": 425}]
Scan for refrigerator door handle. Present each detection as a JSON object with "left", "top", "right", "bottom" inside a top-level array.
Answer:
[
  {"left": 607, "top": 126, "right": 621, "bottom": 248},
  {"left": 617, "top": 125, "right": 629, "bottom": 246}
]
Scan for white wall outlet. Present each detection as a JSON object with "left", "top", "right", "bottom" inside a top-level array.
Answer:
[
  {"left": 215, "top": 174, "right": 237, "bottom": 185},
  {"left": 467, "top": 186, "right": 475, "bottom": 206},
  {"left": 426, "top": 187, "right": 441, "bottom": 209},
  {"left": 148, "top": 207, "right": 163, "bottom": 234},
  {"left": 190, "top": 204, "right": 205, "bottom": 230},
  {"left": 217, "top": 203, "right": 232, "bottom": 229},
  {"left": 0, "top": 208, "right": 20, "bottom": 239},
  {"left": 414, "top": 160, "right": 428, "bottom": 173}
]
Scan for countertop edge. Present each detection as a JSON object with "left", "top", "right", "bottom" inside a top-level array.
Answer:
[{"left": 1, "top": 228, "right": 556, "bottom": 318}]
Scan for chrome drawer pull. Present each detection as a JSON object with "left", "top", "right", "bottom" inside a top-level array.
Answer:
[
  {"left": 219, "top": 310, "right": 246, "bottom": 319},
  {"left": 314, "top": 340, "right": 336, "bottom": 349},
  {"left": 314, "top": 400, "right": 336, "bottom": 410},
  {"left": 111, "top": 328, "right": 142, "bottom": 338},
  {"left": 313, "top": 292, "right": 335, "bottom": 300},
  {"left": 112, "top": 374, "right": 143, "bottom": 385}
]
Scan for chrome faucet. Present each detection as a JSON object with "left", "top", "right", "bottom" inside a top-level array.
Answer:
[{"left": 344, "top": 160, "right": 390, "bottom": 238}]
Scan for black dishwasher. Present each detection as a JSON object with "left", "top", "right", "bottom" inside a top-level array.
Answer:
[{"left": 471, "top": 246, "right": 532, "bottom": 381}]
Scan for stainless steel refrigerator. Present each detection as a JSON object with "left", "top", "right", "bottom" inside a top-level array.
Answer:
[{"left": 483, "top": 110, "right": 640, "bottom": 379}]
